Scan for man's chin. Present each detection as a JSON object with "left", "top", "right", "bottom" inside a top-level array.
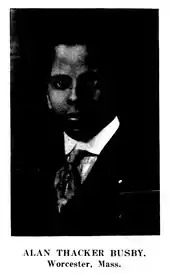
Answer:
[
  {"left": 64, "top": 124, "right": 95, "bottom": 142},
  {"left": 64, "top": 118, "right": 103, "bottom": 141},
  {"left": 64, "top": 127, "right": 86, "bottom": 141}
]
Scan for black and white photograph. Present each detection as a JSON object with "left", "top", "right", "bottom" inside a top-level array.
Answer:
[{"left": 10, "top": 8, "right": 159, "bottom": 236}]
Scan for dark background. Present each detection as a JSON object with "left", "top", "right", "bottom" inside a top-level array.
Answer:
[{"left": 10, "top": 9, "right": 159, "bottom": 234}]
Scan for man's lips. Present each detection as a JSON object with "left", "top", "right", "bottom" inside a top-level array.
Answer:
[{"left": 66, "top": 113, "right": 80, "bottom": 121}]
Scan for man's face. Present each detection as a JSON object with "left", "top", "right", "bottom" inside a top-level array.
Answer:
[{"left": 47, "top": 44, "right": 110, "bottom": 140}]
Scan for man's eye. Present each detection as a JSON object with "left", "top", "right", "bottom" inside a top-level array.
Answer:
[
  {"left": 81, "top": 79, "right": 99, "bottom": 90},
  {"left": 88, "top": 79, "right": 98, "bottom": 87},
  {"left": 50, "top": 75, "right": 72, "bottom": 90},
  {"left": 78, "top": 72, "right": 100, "bottom": 89}
]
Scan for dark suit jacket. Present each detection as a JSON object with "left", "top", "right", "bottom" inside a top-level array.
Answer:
[{"left": 11, "top": 119, "right": 160, "bottom": 236}]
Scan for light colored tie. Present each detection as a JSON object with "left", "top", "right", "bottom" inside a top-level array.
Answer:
[{"left": 54, "top": 148, "right": 87, "bottom": 213}]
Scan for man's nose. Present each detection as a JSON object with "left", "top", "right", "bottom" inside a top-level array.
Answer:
[
  {"left": 68, "top": 79, "right": 78, "bottom": 102},
  {"left": 69, "top": 79, "right": 77, "bottom": 102}
]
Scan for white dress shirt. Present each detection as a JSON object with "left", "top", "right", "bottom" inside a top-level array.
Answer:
[{"left": 64, "top": 116, "right": 120, "bottom": 183}]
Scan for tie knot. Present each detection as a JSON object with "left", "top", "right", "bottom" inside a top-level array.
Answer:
[
  {"left": 67, "top": 148, "right": 96, "bottom": 166},
  {"left": 67, "top": 149, "right": 84, "bottom": 165}
]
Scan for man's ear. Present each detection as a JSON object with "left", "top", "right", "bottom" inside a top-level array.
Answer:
[{"left": 47, "top": 95, "right": 52, "bottom": 109}]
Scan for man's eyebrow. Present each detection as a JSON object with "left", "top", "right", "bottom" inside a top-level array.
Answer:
[
  {"left": 50, "top": 74, "right": 72, "bottom": 78},
  {"left": 51, "top": 61, "right": 71, "bottom": 75},
  {"left": 78, "top": 70, "right": 99, "bottom": 77}
]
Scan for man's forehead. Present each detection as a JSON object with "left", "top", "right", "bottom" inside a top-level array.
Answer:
[{"left": 55, "top": 44, "right": 87, "bottom": 65}]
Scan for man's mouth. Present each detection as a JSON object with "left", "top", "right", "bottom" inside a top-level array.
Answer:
[{"left": 66, "top": 113, "right": 80, "bottom": 121}]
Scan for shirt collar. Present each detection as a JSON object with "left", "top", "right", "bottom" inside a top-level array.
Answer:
[{"left": 64, "top": 116, "right": 120, "bottom": 155}]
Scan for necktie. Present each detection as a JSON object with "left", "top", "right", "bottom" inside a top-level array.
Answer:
[{"left": 54, "top": 147, "right": 87, "bottom": 213}]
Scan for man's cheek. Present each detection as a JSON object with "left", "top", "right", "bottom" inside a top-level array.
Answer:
[{"left": 49, "top": 91, "right": 68, "bottom": 114}]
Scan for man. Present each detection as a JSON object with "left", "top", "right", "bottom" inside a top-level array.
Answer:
[
  {"left": 43, "top": 43, "right": 159, "bottom": 236},
  {"left": 45, "top": 44, "right": 121, "bottom": 235}
]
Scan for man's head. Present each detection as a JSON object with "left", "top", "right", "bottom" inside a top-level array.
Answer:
[{"left": 47, "top": 44, "right": 117, "bottom": 141}]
